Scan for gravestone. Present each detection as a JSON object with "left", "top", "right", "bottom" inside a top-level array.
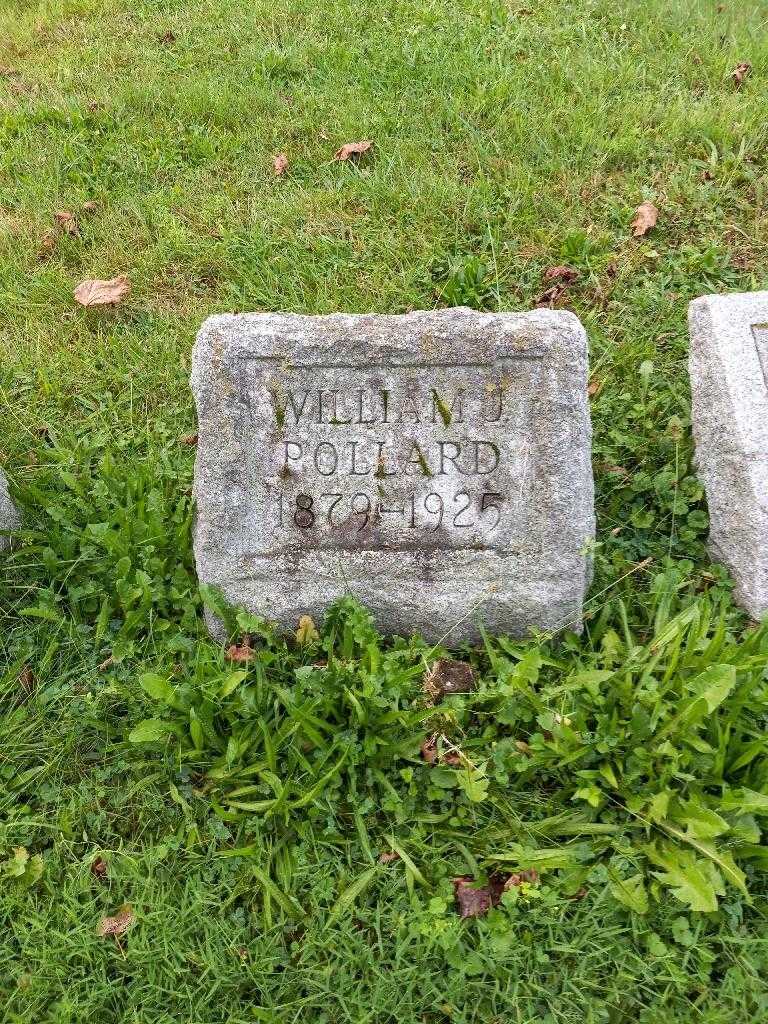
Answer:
[
  {"left": 689, "top": 291, "right": 768, "bottom": 620},
  {"left": 191, "top": 307, "right": 594, "bottom": 642},
  {"left": 0, "top": 468, "right": 18, "bottom": 552}
]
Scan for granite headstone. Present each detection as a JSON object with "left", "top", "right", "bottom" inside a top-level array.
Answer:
[
  {"left": 689, "top": 291, "right": 768, "bottom": 620},
  {"left": 191, "top": 307, "right": 594, "bottom": 642},
  {"left": 0, "top": 468, "right": 18, "bottom": 552}
]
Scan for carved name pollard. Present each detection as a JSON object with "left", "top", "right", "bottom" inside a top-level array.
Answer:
[
  {"left": 257, "top": 373, "right": 530, "bottom": 551},
  {"left": 274, "top": 386, "right": 502, "bottom": 474}
]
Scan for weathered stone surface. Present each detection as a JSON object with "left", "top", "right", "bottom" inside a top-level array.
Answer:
[
  {"left": 191, "top": 307, "right": 594, "bottom": 642},
  {"left": 689, "top": 291, "right": 768, "bottom": 620},
  {"left": 0, "top": 467, "right": 18, "bottom": 552}
]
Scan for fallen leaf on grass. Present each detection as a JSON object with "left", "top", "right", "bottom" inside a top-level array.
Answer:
[
  {"left": 543, "top": 265, "right": 579, "bottom": 283},
  {"left": 453, "top": 876, "right": 506, "bottom": 919},
  {"left": 90, "top": 857, "right": 108, "bottom": 880},
  {"left": 378, "top": 851, "right": 401, "bottom": 864},
  {"left": 730, "top": 61, "right": 752, "bottom": 87},
  {"left": 453, "top": 870, "right": 539, "bottom": 919},
  {"left": 18, "top": 665, "right": 35, "bottom": 693},
  {"left": 504, "top": 868, "right": 539, "bottom": 888},
  {"left": 333, "top": 141, "right": 373, "bottom": 161},
  {"left": 74, "top": 274, "right": 131, "bottom": 307},
  {"left": 420, "top": 735, "right": 438, "bottom": 764},
  {"left": 96, "top": 904, "right": 135, "bottom": 938},
  {"left": 54, "top": 210, "right": 79, "bottom": 236},
  {"left": 536, "top": 283, "right": 568, "bottom": 308},
  {"left": 420, "top": 734, "right": 461, "bottom": 766},
  {"left": 295, "top": 614, "right": 319, "bottom": 645},
  {"left": 273, "top": 153, "right": 289, "bottom": 176},
  {"left": 225, "top": 636, "right": 255, "bottom": 663},
  {"left": 38, "top": 231, "right": 57, "bottom": 259},
  {"left": 630, "top": 201, "right": 658, "bottom": 238}
]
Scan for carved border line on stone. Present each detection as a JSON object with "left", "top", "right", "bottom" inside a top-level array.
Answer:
[{"left": 751, "top": 322, "right": 768, "bottom": 388}]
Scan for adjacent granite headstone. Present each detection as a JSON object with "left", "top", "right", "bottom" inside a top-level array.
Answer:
[
  {"left": 0, "top": 468, "right": 18, "bottom": 552},
  {"left": 191, "top": 308, "right": 594, "bottom": 642},
  {"left": 689, "top": 291, "right": 768, "bottom": 620}
]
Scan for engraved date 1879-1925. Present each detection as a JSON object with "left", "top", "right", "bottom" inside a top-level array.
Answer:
[{"left": 274, "top": 489, "right": 504, "bottom": 532}]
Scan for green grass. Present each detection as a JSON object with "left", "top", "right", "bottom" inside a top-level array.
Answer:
[{"left": 2, "top": 0, "right": 768, "bottom": 1020}]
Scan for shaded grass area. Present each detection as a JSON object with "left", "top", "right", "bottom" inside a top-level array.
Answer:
[{"left": 2, "top": 0, "right": 768, "bottom": 1021}]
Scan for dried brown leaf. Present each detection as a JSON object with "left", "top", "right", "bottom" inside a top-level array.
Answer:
[
  {"left": 453, "top": 876, "right": 507, "bottom": 919},
  {"left": 74, "top": 274, "right": 131, "bottom": 307},
  {"left": 630, "top": 201, "right": 658, "bottom": 238},
  {"left": 18, "top": 666, "right": 35, "bottom": 693},
  {"left": 378, "top": 851, "right": 401, "bottom": 864},
  {"left": 225, "top": 635, "right": 255, "bottom": 663},
  {"left": 333, "top": 140, "right": 373, "bottom": 161},
  {"left": 273, "top": 153, "right": 289, "bottom": 176},
  {"left": 535, "top": 283, "right": 567, "bottom": 307},
  {"left": 731, "top": 61, "right": 752, "bottom": 87},
  {"left": 96, "top": 904, "right": 135, "bottom": 938},
  {"left": 503, "top": 868, "right": 539, "bottom": 889},
  {"left": 420, "top": 734, "right": 462, "bottom": 766},
  {"left": 54, "top": 210, "right": 79, "bottom": 236},
  {"left": 90, "top": 856, "right": 108, "bottom": 880},
  {"left": 542, "top": 265, "right": 579, "bottom": 283},
  {"left": 38, "top": 230, "right": 57, "bottom": 259},
  {"left": 453, "top": 877, "right": 493, "bottom": 918},
  {"left": 420, "top": 735, "right": 438, "bottom": 764}
]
